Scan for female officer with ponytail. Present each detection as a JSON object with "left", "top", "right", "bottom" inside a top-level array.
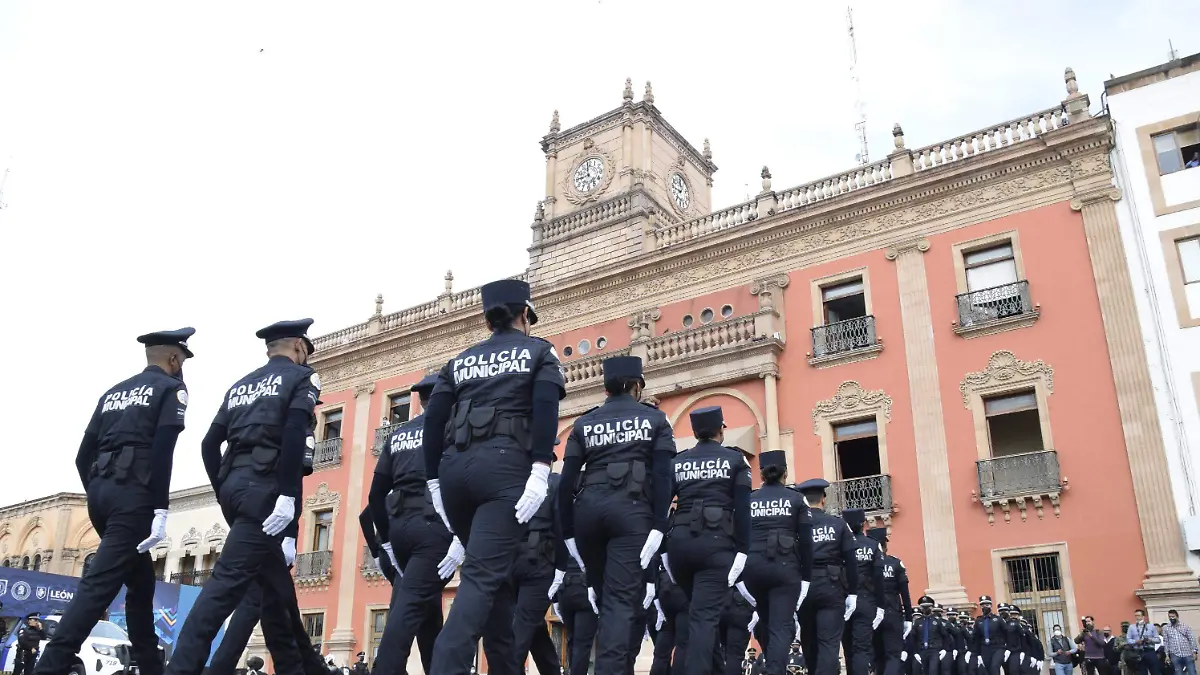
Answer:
[{"left": 421, "top": 278, "right": 566, "bottom": 675}]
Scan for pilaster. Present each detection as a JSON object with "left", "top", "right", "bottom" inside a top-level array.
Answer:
[
  {"left": 761, "top": 370, "right": 787, "bottom": 476},
  {"left": 885, "top": 237, "right": 969, "bottom": 607},
  {"left": 1070, "top": 186, "right": 1200, "bottom": 621}
]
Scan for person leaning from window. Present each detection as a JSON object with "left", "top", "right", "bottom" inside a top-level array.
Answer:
[
  {"left": 1130, "top": 610, "right": 1163, "bottom": 675},
  {"left": 1186, "top": 152, "right": 1200, "bottom": 169},
  {"left": 1078, "top": 616, "right": 1112, "bottom": 675},
  {"left": 1051, "top": 624, "right": 1078, "bottom": 675},
  {"left": 1161, "top": 610, "right": 1197, "bottom": 675}
]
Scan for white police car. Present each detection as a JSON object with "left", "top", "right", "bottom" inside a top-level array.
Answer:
[{"left": 2, "top": 615, "right": 132, "bottom": 675}]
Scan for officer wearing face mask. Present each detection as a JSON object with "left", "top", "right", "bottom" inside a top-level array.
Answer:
[
  {"left": 870, "top": 527, "right": 912, "bottom": 675},
  {"left": 998, "top": 605, "right": 1025, "bottom": 675},
  {"left": 794, "top": 478, "right": 859, "bottom": 675},
  {"left": 165, "top": 319, "right": 321, "bottom": 675},
  {"left": 973, "top": 596, "right": 1006, "bottom": 675},
  {"left": 945, "top": 608, "right": 967, "bottom": 675},
  {"left": 841, "top": 509, "right": 887, "bottom": 675},
  {"left": 421, "top": 279, "right": 566, "bottom": 675},
  {"left": 912, "top": 596, "right": 949, "bottom": 675},
  {"left": 36, "top": 328, "right": 192, "bottom": 675}
]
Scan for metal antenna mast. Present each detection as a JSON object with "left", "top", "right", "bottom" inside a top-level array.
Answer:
[{"left": 847, "top": 5, "right": 869, "bottom": 166}]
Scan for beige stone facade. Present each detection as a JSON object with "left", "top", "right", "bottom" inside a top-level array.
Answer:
[{"left": 0, "top": 492, "right": 96, "bottom": 577}]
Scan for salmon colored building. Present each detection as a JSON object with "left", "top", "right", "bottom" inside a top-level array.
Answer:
[{"left": 278, "top": 71, "right": 1200, "bottom": 673}]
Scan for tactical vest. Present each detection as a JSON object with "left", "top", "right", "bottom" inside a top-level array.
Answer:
[
  {"left": 219, "top": 356, "right": 315, "bottom": 481},
  {"left": 880, "top": 554, "right": 907, "bottom": 612},
  {"left": 671, "top": 441, "right": 746, "bottom": 536},
  {"left": 521, "top": 474, "right": 559, "bottom": 565},
  {"left": 89, "top": 366, "right": 185, "bottom": 488},
  {"left": 850, "top": 532, "right": 880, "bottom": 594},
  {"left": 748, "top": 483, "right": 805, "bottom": 560},
  {"left": 572, "top": 396, "right": 665, "bottom": 501}
]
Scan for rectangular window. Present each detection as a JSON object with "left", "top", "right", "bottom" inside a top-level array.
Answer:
[
  {"left": 303, "top": 612, "right": 325, "bottom": 653},
  {"left": 179, "top": 555, "right": 195, "bottom": 574},
  {"left": 821, "top": 279, "right": 867, "bottom": 325},
  {"left": 322, "top": 410, "right": 343, "bottom": 441},
  {"left": 388, "top": 394, "right": 411, "bottom": 425},
  {"left": 833, "top": 418, "right": 881, "bottom": 480},
  {"left": 1003, "top": 553, "right": 1066, "bottom": 647},
  {"left": 984, "top": 391, "right": 1044, "bottom": 457},
  {"left": 152, "top": 557, "right": 166, "bottom": 581},
  {"left": 313, "top": 510, "right": 333, "bottom": 551},
  {"left": 964, "top": 244, "right": 1019, "bottom": 292},
  {"left": 368, "top": 609, "right": 387, "bottom": 666},
  {"left": 1154, "top": 126, "right": 1200, "bottom": 175}
]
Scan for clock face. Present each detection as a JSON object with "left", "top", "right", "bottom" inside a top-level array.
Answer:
[
  {"left": 670, "top": 172, "right": 691, "bottom": 210},
  {"left": 573, "top": 157, "right": 604, "bottom": 194}
]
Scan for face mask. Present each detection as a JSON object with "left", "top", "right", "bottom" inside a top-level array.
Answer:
[
  {"left": 982, "top": 607, "right": 992, "bottom": 615},
  {"left": 1171, "top": 618, "right": 1179, "bottom": 625},
  {"left": 922, "top": 607, "right": 933, "bottom": 615},
  {"left": 1104, "top": 633, "right": 1111, "bottom": 638},
  {"left": 1054, "top": 630, "right": 1063, "bottom": 637}
]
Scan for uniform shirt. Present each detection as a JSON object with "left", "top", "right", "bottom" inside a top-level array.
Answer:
[
  {"left": 748, "top": 483, "right": 813, "bottom": 574},
  {"left": 808, "top": 507, "right": 860, "bottom": 593},
  {"left": 945, "top": 621, "right": 966, "bottom": 652},
  {"left": 914, "top": 613, "right": 949, "bottom": 650},
  {"left": 671, "top": 439, "right": 753, "bottom": 551},
  {"left": 848, "top": 531, "right": 887, "bottom": 606},
  {"left": 880, "top": 553, "right": 913, "bottom": 615},
  {"left": 1002, "top": 617, "right": 1025, "bottom": 649},
  {"left": 374, "top": 412, "right": 429, "bottom": 497},
  {"left": 973, "top": 612, "right": 1005, "bottom": 652}
]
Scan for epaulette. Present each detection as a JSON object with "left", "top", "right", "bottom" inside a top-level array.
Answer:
[{"left": 641, "top": 400, "right": 660, "bottom": 410}]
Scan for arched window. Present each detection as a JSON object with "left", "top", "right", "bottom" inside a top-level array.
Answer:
[
  {"left": 1, "top": 558, "right": 9, "bottom": 567},
  {"left": 32, "top": 554, "right": 41, "bottom": 571},
  {"left": 21, "top": 556, "right": 30, "bottom": 570},
  {"left": 83, "top": 553, "right": 97, "bottom": 577}
]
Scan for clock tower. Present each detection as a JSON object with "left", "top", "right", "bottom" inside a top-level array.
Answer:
[{"left": 529, "top": 78, "right": 717, "bottom": 285}]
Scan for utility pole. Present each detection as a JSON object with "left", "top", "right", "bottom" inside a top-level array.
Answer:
[{"left": 847, "top": 5, "right": 869, "bottom": 166}]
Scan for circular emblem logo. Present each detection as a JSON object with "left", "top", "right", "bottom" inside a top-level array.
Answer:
[
  {"left": 306, "top": 437, "right": 315, "bottom": 449},
  {"left": 310, "top": 373, "right": 322, "bottom": 390},
  {"left": 177, "top": 390, "right": 189, "bottom": 405},
  {"left": 12, "top": 581, "right": 32, "bottom": 601}
]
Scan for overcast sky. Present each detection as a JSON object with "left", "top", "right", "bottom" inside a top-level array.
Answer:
[{"left": 0, "top": 1, "right": 1197, "bottom": 505}]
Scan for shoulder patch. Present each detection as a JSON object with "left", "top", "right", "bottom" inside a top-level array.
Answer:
[
  {"left": 306, "top": 436, "right": 316, "bottom": 449},
  {"left": 310, "top": 373, "right": 322, "bottom": 389},
  {"left": 548, "top": 346, "right": 560, "bottom": 361},
  {"left": 899, "top": 560, "right": 906, "bottom": 569},
  {"left": 177, "top": 389, "right": 189, "bottom": 405}
]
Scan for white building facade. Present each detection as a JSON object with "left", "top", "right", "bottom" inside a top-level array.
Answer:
[
  {"left": 150, "top": 485, "right": 227, "bottom": 585},
  {"left": 1107, "top": 53, "right": 1200, "bottom": 571}
]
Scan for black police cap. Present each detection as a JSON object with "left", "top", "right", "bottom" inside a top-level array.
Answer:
[
  {"left": 841, "top": 508, "right": 867, "bottom": 530},
  {"left": 257, "top": 319, "right": 315, "bottom": 355},
  {"left": 918, "top": 595, "right": 935, "bottom": 606},
  {"left": 137, "top": 327, "right": 195, "bottom": 358},
  {"left": 602, "top": 355, "right": 644, "bottom": 385},
  {"left": 481, "top": 279, "right": 538, "bottom": 326},
  {"left": 795, "top": 478, "right": 830, "bottom": 494},
  {"left": 759, "top": 449, "right": 787, "bottom": 469},
  {"left": 979, "top": 595, "right": 993, "bottom": 604},
  {"left": 866, "top": 526, "right": 889, "bottom": 544},
  {"left": 689, "top": 405, "right": 724, "bottom": 434},
  {"left": 410, "top": 373, "right": 439, "bottom": 397}
]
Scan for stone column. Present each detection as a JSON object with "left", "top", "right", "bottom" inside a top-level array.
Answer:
[
  {"left": 1071, "top": 187, "right": 1200, "bottom": 621},
  {"left": 885, "top": 238, "right": 969, "bottom": 607},
  {"left": 325, "top": 383, "right": 375, "bottom": 662},
  {"left": 762, "top": 371, "right": 789, "bottom": 476}
]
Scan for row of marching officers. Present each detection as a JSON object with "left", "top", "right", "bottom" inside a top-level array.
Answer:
[{"left": 357, "top": 277, "right": 922, "bottom": 675}]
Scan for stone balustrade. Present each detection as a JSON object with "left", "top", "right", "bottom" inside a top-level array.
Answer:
[
  {"left": 911, "top": 105, "right": 1066, "bottom": 172},
  {"left": 540, "top": 195, "right": 632, "bottom": 242},
  {"left": 775, "top": 157, "right": 895, "bottom": 214},
  {"left": 653, "top": 199, "right": 760, "bottom": 248}
]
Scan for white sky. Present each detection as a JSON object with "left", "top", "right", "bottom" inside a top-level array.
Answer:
[{"left": 0, "top": 1, "right": 1197, "bottom": 505}]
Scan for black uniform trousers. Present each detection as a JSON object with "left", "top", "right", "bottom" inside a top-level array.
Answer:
[
  {"left": 628, "top": 601, "right": 650, "bottom": 675},
  {"left": 842, "top": 595, "right": 879, "bottom": 675},
  {"left": 510, "top": 542, "right": 558, "bottom": 675},
  {"left": 574, "top": 487, "right": 652, "bottom": 675},
  {"left": 207, "top": 580, "right": 328, "bottom": 675},
  {"left": 36, "top": 478, "right": 161, "bottom": 675},
  {"left": 917, "top": 648, "right": 944, "bottom": 675},
  {"left": 559, "top": 577, "right": 598, "bottom": 675},
  {"left": 665, "top": 527, "right": 736, "bottom": 675},
  {"left": 163, "top": 468, "right": 306, "bottom": 675},
  {"left": 430, "top": 446, "right": 530, "bottom": 675},
  {"left": 797, "top": 568, "right": 847, "bottom": 675},
  {"left": 873, "top": 609, "right": 906, "bottom": 675},
  {"left": 653, "top": 582, "right": 688, "bottom": 675},
  {"left": 977, "top": 647, "right": 1006, "bottom": 675},
  {"left": 720, "top": 591, "right": 755, "bottom": 675},
  {"left": 371, "top": 509, "right": 452, "bottom": 675},
  {"left": 15, "top": 646, "right": 40, "bottom": 675},
  {"left": 743, "top": 554, "right": 802, "bottom": 675},
  {"left": 1004, "top": 646, "right": 1026, "bottom": 675}
]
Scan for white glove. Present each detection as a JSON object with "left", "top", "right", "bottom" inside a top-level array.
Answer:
[
  {"left": 662, "top": 553, "right": 676, "bottom": 584},
  {"left": 978, "top": 656, "right": 984, "bottom": 667},
  {"left": 643, "top": 583, "right": 655, "bottom": 609},
  {"left": 587, "top": 587, "right": 599, "bottom": 614},
  {"left": 565, "top": 538, "right": 587, "bottom": 574},
  {"left": 640, "top": 530, "right": 664, "bottom": 569},
  {"left": 262, "top": 496, "right": 296, "bottom": 536},
  {"left": 514, "top": 464, "right": 551, "bottom": 524},
  {"left": 1005, "top": 651, "right": 1011, "bottom": 662},
  {"left": 373, "top": 557, "right": 380, "bottom": 571},
  {"left": 1030, "top": 658, "right": 1037, "bottom": 668},
  {"left": 844, "top": 594, "right": 858, "bottom": 621},
  {"left": 795, "top": 618, "right": 802, "bottom": 642},
  {"left": 736, "top": 581, "right": 757, "bottom": 607},
  {"left": 940, "top": 650, "right": 947, "bottom": 660},
  {"left": 551, "top": 603, "right": 560, "bottom": 619},
  {"left": 437, "top": 537, "right": 464, "bottom": 580},
  {"left": 727, "top": 552, "right": 747, "bottom": 586},
  {"left": 966, "top": 652, "right": 972, "bottom": 664},
  {"left": 797, "top": 580, "right": 811, "bottom": 608},
  {"left": 137, "top": 509, "right": 169, "bottom": 553},
  {"left": 282, "top": 537, "right": 297, "bottom": 566},
  {"left": 1020, "top": 653, "right": 1026, "bottom": 665},
  {"left": 901, "top": 652, "right": 908, "bottom": 663},
  {"left": 427, "top": 479, "right": 453, "bottom": 533},
  {"left": 656, "top": 606, "right": 666, "bottom": 631},
  {"left": 548, "top": 569, "right": 566, "bottom": 600},
  {"left": 903, "top": 621, "right": 912, "bottom": 639},
  {"left": 953, "top": 650, "right": 959, "bottom": 660},
  {"left": 873, "top": 607, "right": 885, "bottom": 630},
  {"left": 748, "top": 612, "right": 759, "bottom": 634},
  {"left": 381, "top": 543, "right": 400, "bottom": 571},
  {"left": 914, "top": 654, "right": 922, "bottom": 664}
]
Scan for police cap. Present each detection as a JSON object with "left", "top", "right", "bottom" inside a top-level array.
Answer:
[
  {"left": 866, "top": 526, "right": 889, "bottom": 544},
  {"left": 410, "top": 373, "right": 439, "bottom": 397},
  {"left": 602, "top": 355, "right": 645, "bottom": 386},
  {"left": 1009, "top": 604, "right": 1021, "bottom": 614},
  {"left": 481, "top": 278, "right": 538, "bottom": 326},
  {"left": 918, "top": 595, "right": 935, "bottom": 606},
  {"left": 978, "top": 595, "right": 993, "bottom": 605},
  {"left": 841, "top": 508, "right": 867, "bottom": 530},
  {"left": 947, "top": 607, "right": 959, "bottom": 617},
  {"left": 689, "top": 406, "right": 724, "bottom": 435},
  {"left": 137, "top": 327, "right": 196, "bottom": 358},
  {"left": 257, "top": 319, "right": 315, "bottom": 355},
  {"left": 759, "top": 450, "right": 787, "bottom": 469},
  {"left": 794, "top": 478, "right": 830, "bottom": 495}
]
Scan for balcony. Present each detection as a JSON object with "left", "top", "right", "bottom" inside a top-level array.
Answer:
[
  {"left": 313, "top": 438, "right": 342, "bottom": 470},
  {"left": 824, "top": 474, "right": 894, "bottom": 524},
  {"left": 361, "top": 544, "right": 384, "bottom": 579},
  {"left": 809, "top": 315, "right": 882, "bottom": 367},
  {"left": 974, "top": 450, "right": 1066, "bottom": 524},
  {"left": 170, "top": 569, "right": 213, "bottom": 586},
  {"left": 373, "top": 424, "right": 397, "bottom": 456},
  {"left": 954, "top": 280, "right": 1039, "bottom": 338},
  {"left": 295, "top": 550, "right": 334, "bottom": 586}
]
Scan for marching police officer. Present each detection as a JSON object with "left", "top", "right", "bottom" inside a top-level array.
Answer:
[
  {"left": 165, "top": 319, "right": 321, "bottom": 675},
  {"left": 663, "top": 406, "right": 752, "bottom": 675},
  {"left": 37, "top": 328, "right": 193, "bottom": 675},
  {"left": 553, "top": 554, "right": 599, "bottom": 675},
  {"left": 368, "top": 373, "right": 460, "bottom": 675},
  {"left": 999, "top": 604, "right": 1024, "bottom": 675},
  {"left": 870, "top": 527, "right": 913, "bottom": 675},
  {"left": 650, "top": 553, "right": 689, "bottom": 675},
  {"left": 720, "top": 586, "right": 757, "bottom": 675},
  {"left": 361, "top": 506, "right": 398, "bottom": 584},
  {"left": 913, "top": 596, "right": 950, "bottom": 675},
  {"left": 510, "top": 468, "right": 563, "bottom": 675},
  {"left": 793, "top": 478, "right": 860, "bottom": 675},
  {"left": 973, "top": 596, "right": 1005, "bottom": 675},
  {"left": 840, "top": 509, "right": 887, "bottom": 675},
  {"left": 743, "top": 450, "right": 813, "bottom": 675},
  {"left": 557, "top": 355, "right": 676, "bottom": 674},
  {"left": 946, "top": 608, "right": 968, "bottom": 675},
  {"left": 420, "top": 279, "right": 565, "bottom": 675}
]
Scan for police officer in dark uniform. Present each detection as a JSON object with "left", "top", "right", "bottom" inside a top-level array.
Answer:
[
  {"left": 510, "top": 468, "right": 563, "bottom": 675},
  {"left": 839, "top": 509, "right": 886, "bottom": 675},
  {"left": 165, "top": 319, "right": 321, "bottom": 675},
  {"left": 557, "top": 355, "right": 675, "bottom": 675},
  {"left": 361, "top": 506, "right": 398, "bottom": 584},
  {"left": 870, "top": 527, "right": 913, "bottom": 675},
  {"left": 663, "top": 406, "right": 752, "bottom": 675},
  {"left": 999, "top": 604, "right": 1025, "bottom": 675},
  {"left": 651, "top": 554, "right": 688, "bottom": 675},
  {"left": 973, "top": 596, "right": 1005, "bottom": 675},
  {"left": 793, "top": 478, "right": 860, "bottom": 675},
  {"left": 37, "top": 328, "right": 193, "bottom": 675},
  {"left": 420, "top": 279, "right": 565, "bottom": 675},
  {"left": 912, "top": 596, "right": 950, "bottom": 675},
  {"left": 946, "top": 608, "right": 967, "bottom": 675},
  {"left": 553, "top": 554, "right": 598, "bottom": 675},
  {"left": 743, "top": 450, "right": 812, "bottom": 675}
]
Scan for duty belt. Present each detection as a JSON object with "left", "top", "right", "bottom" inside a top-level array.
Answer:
[
  {"left": 582, "top": 460, "right": 648, "bottom": 499},
  {"left": 672, "top": 500, "right": 734, "bottom": 536},
  {"left": 449, "top": 399, "right": 532, "bottom": 452},
  {"left": 524, "top": 529, "right": 555, "bottom": 564},
  {"left": 222, "top": 445, "right": 280, "bottom": 480},
  {"left": 749, "top": 529, "right": 796, "bottom": 560},
  {"left": 91, "top": 446, "right": 153, "bottom": 487}
]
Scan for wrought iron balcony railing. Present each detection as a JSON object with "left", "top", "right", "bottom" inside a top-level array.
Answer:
[
  {"left": 313, "top": 438, "right": 342, "bottom": 469},
  {"left": 170, "top": 569, "right": 213, "bottom": 586},
  {"left": 955, "top": 280, "right": 1035, "bottom": 329},
  {"left": 362, "top": 544, "right": 382, "bottom": 577},
  {"left": 811, "top": 315, "right": 877, "bottom": 358},
  {"left": 373, "top": 424, "right": 397, "bottom": 456},
  {"left": 295, "top": 550, "right": 334, "bottom": 582},
  {"left": 976, "top": 450, "right": 1061, "bottom": 500},
  {"left": 825, "top": 474, "right": 893, "bottom": 515}
]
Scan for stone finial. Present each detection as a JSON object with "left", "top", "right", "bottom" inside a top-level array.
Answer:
[
  {"left": 623, "top": 77, "right": 634, "bottom": 102},
  {"left": 444, "top": 270, "right": 454, "bottom": 294},
  {"left": 761, "top": 166, "right": 772, "bottom": 192},
  {"left": 374, "top": 294, "right": 383, "bottom": 317},
  {"left": 643, "top": 81, "right": 654, "bottom": 105},
  {"left": 1064, "top": 67, "right": 1079, "bottom": 96},
  {"left": 534, "top": 201, "right": 545, "bottom": 222},
  {"left": 703, "top": 138, "right": 712, "bottom": 161},
  {"left": 892, "top": 123, "right": 906, "bottom": 149},
  {"left": 549, "top": 110, "right": 560, "bottom": 134},
  {"left": 1061, "top": 65, "right": 1090, "bottom": 123}
]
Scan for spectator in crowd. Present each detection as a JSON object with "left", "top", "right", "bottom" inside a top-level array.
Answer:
[
  {"left": 1105, "top": 626, "right": 1120, "bottom": 674},
  {"left": 1079, "top": 616, "right": 1112, "bottom": 675},
  {"left": 1186, "top": 152, "right": 1199, "bottom": 169},
  {"left": 1130, "top": 610, "right": 1163, "bottom": 675},
  {"left": 1161, "top": 610, "right": 1198, "bottom": 675},
  {"left": 1052, "top": 623, "right": 1078, "bottom": 675}
]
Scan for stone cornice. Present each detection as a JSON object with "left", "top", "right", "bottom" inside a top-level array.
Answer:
[
  {"left": 0, "top": 493, "right": 87, "bottom": 517},
  {"left": 167, "top": 485, "right": 218, "bottom": 512}
]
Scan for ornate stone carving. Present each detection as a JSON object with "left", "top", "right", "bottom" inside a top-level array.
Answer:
[
  {"left": 561, "top": 145, "right": 618, "bottom": 207},
  {"left": 623, "top": 77, "right": 633, "bottom": 103},
  {"left": 549, "top": 110, "right": 560, "bottom": 135},
  {"left": 1069, "top": 185, "right": 1121, "bottom": 211},
  {"left": 884, "top": 237, "right": 931, "bottom": 260},
  {"left": 181, "top": 527, "right": 200, "bottom": 548},
  {"left": 204, "top": 523, "right": 227, "bottom": 544},
  {"left": 354, "top": 382, "right": 376, "bottom": 397},
  {"left": 750, "top": 275, "right": 790, "bottom": 311},
  {"left": 643, "top": 81, "right": 654, "bottom": 105},
  {"left": 812, "top": 381, "right": 893, "bottom": 433},
  {"left": 959, "top": 351, "right": 1055, "bottom": 407},
  {"left": 628, "top": 308, "right": 661, "bottom": 342},
  {"left": 305, "top": 483, "right": 341, "bottom": 509}
]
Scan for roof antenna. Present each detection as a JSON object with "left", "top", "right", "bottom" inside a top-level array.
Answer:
[{"left": 848, "top": 4, "right": 869, "bottom": 166}]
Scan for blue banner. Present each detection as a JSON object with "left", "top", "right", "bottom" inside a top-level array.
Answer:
[{"left": 0, "top": 567, "right": 82, "bottom": 618}]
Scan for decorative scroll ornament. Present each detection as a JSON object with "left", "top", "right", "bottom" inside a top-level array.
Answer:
[
  {"left": 959, "top": 350, "right": 1054, "bottom": 407},
  {"left": 812, "top": 381, "right": 893, "bottom": 433}
]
